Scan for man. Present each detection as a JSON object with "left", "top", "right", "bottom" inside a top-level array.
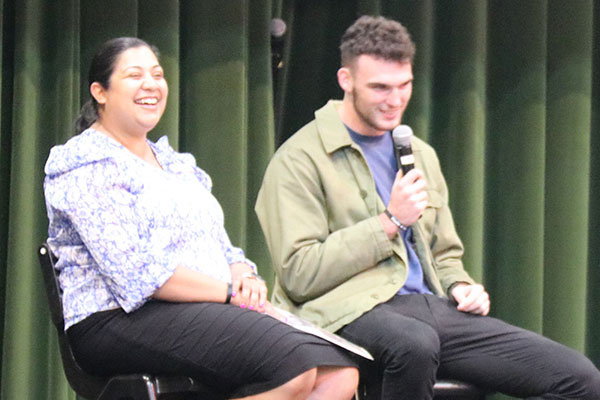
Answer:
[{"left": 255, "top": 15, "right": 600, "bottom": 399}]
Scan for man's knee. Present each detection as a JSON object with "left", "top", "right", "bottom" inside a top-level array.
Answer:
[
  {"left": 563, "top": 358, "right": 600, "bottom": 400},
  {"left": 381, "top": 321, "right": 440, "bottom": 371}
]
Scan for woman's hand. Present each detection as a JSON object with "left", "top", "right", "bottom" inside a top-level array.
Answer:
[{"left": 230, "top": 262, "right": 268, "bottom": 312}]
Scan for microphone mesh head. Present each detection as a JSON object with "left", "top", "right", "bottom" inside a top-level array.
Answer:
[
  {"left": 392, "top": 125, "right": 413, "bottom": 147},
  {"left": 270, "top": 18, "right": 287, "bottom": 38}
]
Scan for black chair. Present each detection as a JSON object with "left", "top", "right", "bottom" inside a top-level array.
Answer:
[
  {"left": 356, "top": 380, "right": 487, "bottom": 400},
  {"left": 433, "top": 380, "right": 487, "bottom": 399},
  {"left": 355, "top": 362, "right": 488, "bottom": 400},
  {"left": 38, "top": 243, "right": 220, "bottom": 400}
]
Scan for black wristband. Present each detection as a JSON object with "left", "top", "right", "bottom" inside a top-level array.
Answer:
[
  {"left": 384, "top": 209, "right": 408, "bottom": 231},
  {"left": 225, "top": 282, "right": 232, "bottom": 304}
]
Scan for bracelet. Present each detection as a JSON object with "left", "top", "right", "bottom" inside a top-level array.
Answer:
[
  {"left": 225, "top": 282, "right": 232, "bottom": 304},
  {"left": 240, "top": 271, "right": 265, "bottom": 281},
  {"left": 384, "top": 209, "right": 408, "bottom": 231}
]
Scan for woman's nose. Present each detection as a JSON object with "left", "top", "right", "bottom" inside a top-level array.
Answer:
[{"left": 141, "top": 73, "right": 159, "bottom": 89}]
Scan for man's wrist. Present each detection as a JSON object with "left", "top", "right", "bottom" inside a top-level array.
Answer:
[
  {"left": 384, "top": 209, "right": 408, "bottom": 232},
  {"left": 447, "top": 281, "right": 468, "bottom": 302}
]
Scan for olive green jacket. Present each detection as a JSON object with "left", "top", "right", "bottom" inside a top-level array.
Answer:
[{"left": 255, "top": 100, "right": 474, "bottom": 333}]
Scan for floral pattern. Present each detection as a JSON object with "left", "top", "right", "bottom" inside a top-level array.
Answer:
[{"left": 44, "top": 129, "right": 255, "bottom": 329}]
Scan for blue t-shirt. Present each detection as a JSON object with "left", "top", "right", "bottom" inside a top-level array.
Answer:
[{"left": 347, "top": 127, "right": 431, "bottom": 295}]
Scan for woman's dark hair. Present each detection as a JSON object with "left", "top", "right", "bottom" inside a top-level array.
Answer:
[{"left": 74, "top": 37, "right": 160, "bottom": 134}]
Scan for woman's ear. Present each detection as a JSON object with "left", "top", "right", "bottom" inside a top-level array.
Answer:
[
  {"left": 90, "top": 82, "right": 107, "bottom": 105},
  {"left": 337, "top": 67, "right": 353, "bottom": 93}
]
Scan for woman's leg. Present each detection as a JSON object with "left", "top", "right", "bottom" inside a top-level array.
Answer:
[
  {"left": 309, "top": 366, "right": 359, "bottom": 400},
  {"left": 234, "top": 366, "right": 359, "bottom": 400},
  {"left": 68, "top": 302, "right": 358, "bottom": 399},
  {"left": 233, "top": 369, "right": 316, "bottom": 400}
]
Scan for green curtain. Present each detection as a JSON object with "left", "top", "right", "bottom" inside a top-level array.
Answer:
[{"left": 1, "top": 1, "right": 599, "bottom": 399}]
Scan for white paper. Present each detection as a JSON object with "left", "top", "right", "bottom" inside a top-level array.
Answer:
[{"left": 273, "top": 307, "right": 374, "bottom": 361}]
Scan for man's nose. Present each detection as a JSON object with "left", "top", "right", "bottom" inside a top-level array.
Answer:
[{"left": 387, "top": 89, "right": 402, "bottom": 107}]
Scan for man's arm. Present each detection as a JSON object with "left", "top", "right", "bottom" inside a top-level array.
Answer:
[{"left": 256, "top": 147, "right": 394, "bottom": 303}]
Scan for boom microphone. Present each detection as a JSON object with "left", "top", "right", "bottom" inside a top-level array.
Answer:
[{"left": 392, "top": 125, "right": 415, "bottom": 175}]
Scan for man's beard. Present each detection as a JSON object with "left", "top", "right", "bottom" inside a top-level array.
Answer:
[{"left": 352, "top": 90, "right": 399, "bottom": 133}]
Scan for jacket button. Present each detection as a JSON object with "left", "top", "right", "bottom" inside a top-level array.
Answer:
[
  {"left": 360, "top": 190, "right": 368, "bottom": 198},
  {"left": 371, "top": 294, "right": 379, "bottom": 300}
]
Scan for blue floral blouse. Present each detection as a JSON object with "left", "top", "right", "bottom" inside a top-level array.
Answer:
[{"left": 44, "top": 129, "right": 255, "bottom": 330}]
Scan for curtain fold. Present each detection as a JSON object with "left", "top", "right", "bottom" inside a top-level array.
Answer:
[
  {"left": 484, "top": 0, "right": 549, "bottom": 334},
  {"left": 428, "top": 0, "right": 487, "bottom": 283},
  {"left": 1, "top": 1, "right": 599, "bottom": 399},
  {"left": 588, "top": 0, "right": 600, "bottom": 373},
  {"left": 544, "top": 0, "right": 593, "bottom": 350}
]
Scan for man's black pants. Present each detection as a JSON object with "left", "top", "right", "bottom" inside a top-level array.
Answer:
[{"left": 337, "top": 294, "right": 600, "bottom": 399}]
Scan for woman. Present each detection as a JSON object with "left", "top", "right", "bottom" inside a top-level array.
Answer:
[{"left": 44, "top": 37, "right": 358, "bottom": 399}]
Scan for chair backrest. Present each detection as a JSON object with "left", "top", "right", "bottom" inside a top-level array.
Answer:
[
  {"left": 38, "top": 243, "right": 107, "bottom": 399},
  {"left": 38, "top": 244, "right": 214, "bottom": 400}
]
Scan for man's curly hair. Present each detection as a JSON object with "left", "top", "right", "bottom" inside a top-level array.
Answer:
[{"left": 340, "top": 15, "right": 415, "bottom": 67}]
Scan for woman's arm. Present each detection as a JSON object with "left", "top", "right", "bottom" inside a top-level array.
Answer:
[
  {"left": 153, "top": 264, "right": 269, "bottom": 314},
  {"left": 152, "top": 266, "right": 229, "bottom": 303}
]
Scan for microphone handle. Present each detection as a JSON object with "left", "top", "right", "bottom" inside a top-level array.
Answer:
[{"left": 395, "top": 146, "right": 415, "bottom": 175}]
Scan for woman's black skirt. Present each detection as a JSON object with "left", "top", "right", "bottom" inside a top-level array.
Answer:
[{"left": 67, "top": 301, "right": 357, "bottom": 398}]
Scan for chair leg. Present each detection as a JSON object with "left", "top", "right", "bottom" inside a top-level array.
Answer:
[
  {"left": 143, "top": 377, "right": 159, "bottom": 400},
  {"left": 98, "top": 375, "right": 158, "bottom": 400}
]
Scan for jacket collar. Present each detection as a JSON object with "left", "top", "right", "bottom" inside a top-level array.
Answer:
[
  {"left": 313, "top": 99, "right": 425, "bottom": 156},
  {"left": 314, "top": 100, "right": 356, "bottom": 154}
]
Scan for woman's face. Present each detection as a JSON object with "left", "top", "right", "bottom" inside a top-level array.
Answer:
[{"left": 93, "top": 46, "right": 168, "bottom": 136}]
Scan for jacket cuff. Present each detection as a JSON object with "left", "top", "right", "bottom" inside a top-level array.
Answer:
[{"left": 446, "top": 281, "right": 470, "bottom": 303}]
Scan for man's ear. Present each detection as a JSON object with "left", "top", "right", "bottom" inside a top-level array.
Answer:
[
  {"left": 337, "top": 67, "right": 353, "bottom": 93},
  {"left": 90, "top": 82, "right": 107, "bottom": 105}
]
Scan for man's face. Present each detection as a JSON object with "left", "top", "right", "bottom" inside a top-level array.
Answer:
[{"left": 339, "top": 54, "right": 413, "bottom": 136}]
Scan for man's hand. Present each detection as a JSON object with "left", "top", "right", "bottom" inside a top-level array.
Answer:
[
  {"left": 387, "top": 168, "right": 428, "bottom": 226},
  {"left": 451, "top": 283, "right": 490, "bottom": 316}
]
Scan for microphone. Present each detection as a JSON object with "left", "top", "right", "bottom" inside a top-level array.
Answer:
[
  {"left": 271, "top": 18, "right": 287, "bottom": 74},
  {"left": 392, "top": 125, "right": 415, "bottom": 175}
]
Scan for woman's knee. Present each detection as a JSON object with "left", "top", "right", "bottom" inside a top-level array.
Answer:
[
  {"left": 278, "top": 368, "right": 317, "bottom": 399},
  {"left": 313, "top": 366, "right": 359, "bottom": 400},
  {"left": 233, "top": 369, "right": 317, "bottom": 400},
  {"left": 340, "top": 366, "right": 360, "bottom": 389}
]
